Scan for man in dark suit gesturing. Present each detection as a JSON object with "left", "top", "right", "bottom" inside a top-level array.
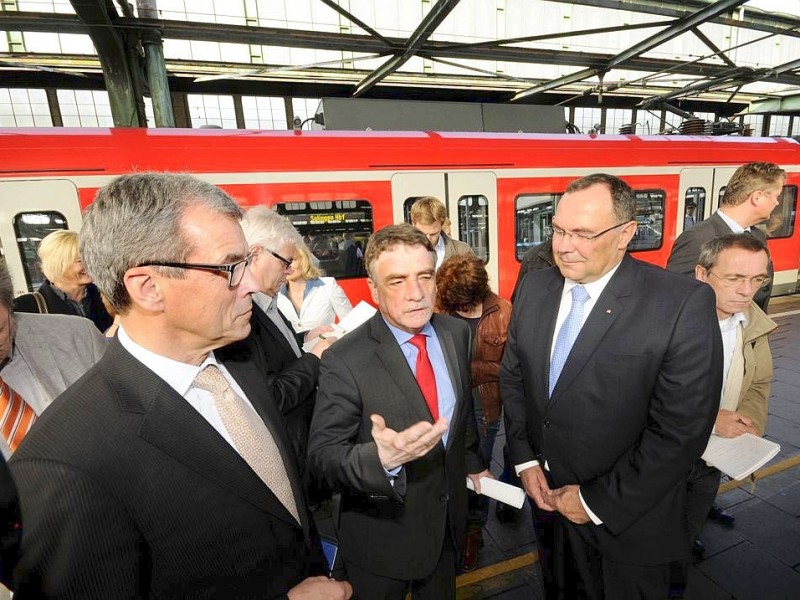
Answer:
[
  {"left": 9, "top": 173, "right": 351, "bottom": 599},
  {"left": 308, "top": 224, "right": 489, "bottom": 599},
  {"left": 667, "top": 162, "right": 786, "bottom": 311},
  {"left": 501, "top": 174, "right": 723, "bottom": 599}
]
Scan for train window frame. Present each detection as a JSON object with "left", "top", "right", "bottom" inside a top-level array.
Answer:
[
  {"left": 764, "top": 185, "right": 797, "bottom": 240},
  {"left": 457, "top": 195, "right": 489, "bottom": 263},
  {"left": 629, "top": 189, "right": 665, "bottom": 252},
  {"left": 514, "top": 193, "right": 559, "bottom": 261},
  {"left": 13, "top": 211, "right": 69, "bottom": 292},
  {"left": 274, "top": 199, "right": 373, "bottom": 280},
  {"left": 684, "top": 186, "right": 706, "bottom": 227}
]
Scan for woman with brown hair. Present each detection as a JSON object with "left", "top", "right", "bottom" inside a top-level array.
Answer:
[{"left": 435, "top": 253, "right": 512, "bottom": 571}]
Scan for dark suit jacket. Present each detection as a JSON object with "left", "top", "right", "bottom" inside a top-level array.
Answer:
[
  {"left": 666, "top": 211, "right": 773, "bottom": 310},
  {"left": 249, "top": 304, "right": 320, "bottom": 467},
  {"left": 307, "top": 313, "right": 485, "bottom": 580},
  {"left": 500, "top": 256, "right": 722, "bottom": 565},
  {"left": 0, "top": 455, "right": 19, "bottom": 588},
  {"left": 9, "top": 338, "right": 324, "bottom": 599},
  {"left": 13, "top": 280, "right": 114, "bottom": 333}
]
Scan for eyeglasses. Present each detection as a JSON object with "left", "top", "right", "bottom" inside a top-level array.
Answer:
[
  {"left": 138, "top": 252, "right": 253, "bottom": 288},
  {"left": 545, "top": 222, "right": 630, "bottom": 244},
  {"left": 708, "top": 271, "right": 771, "bottom": 289},
  {"left": 263, "top": 248, "right": 294, "bottom": 269}
]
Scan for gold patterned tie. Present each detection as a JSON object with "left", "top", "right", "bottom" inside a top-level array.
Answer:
[
  {"left": 1, "top": 375, "right": 37, "bottom": 452},
  {"left": 193, "top": 364, "right": 300, "bottom": 524}
]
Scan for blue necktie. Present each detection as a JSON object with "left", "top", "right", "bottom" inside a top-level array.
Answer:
[{"left": 549, "top": 285, "right": 590, "bottom": 397}]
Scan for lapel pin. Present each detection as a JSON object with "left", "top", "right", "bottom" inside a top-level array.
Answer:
[{"left": 606, "top": 309, "right": 612, "bottom": 314}]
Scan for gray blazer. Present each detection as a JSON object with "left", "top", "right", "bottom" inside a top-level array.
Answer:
[{"left": 1, "top": 313, "right": 106, "bottom": 458}]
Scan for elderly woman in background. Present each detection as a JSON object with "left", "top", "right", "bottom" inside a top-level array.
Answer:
[
  {"left": 435, "top": 253, "right": 512, "bottom": 572},
  {"left": 13, "top": 230, "right": 112, "bottom": 332},
  {"left": 277, "top": 243, "right": 353, "bottom": 334}
]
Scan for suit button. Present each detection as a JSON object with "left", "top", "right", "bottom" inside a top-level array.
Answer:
[
  {"left": 543, "top": 420, "right": 550, "bottom": 429},
  {"left": 440, "top": 494, "right": 449, "bottom": 503}
]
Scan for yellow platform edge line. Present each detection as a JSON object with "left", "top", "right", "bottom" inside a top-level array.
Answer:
[{"left": 457, "top": 452, "right": 800, "bottom": 589}]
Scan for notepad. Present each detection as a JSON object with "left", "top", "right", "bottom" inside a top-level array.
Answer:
[{"left": 701, "top": 433, "right": 781, "bottom": 481}]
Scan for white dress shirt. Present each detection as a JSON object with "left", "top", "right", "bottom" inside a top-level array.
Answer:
[
  {"left": 254, "top": 292, "right": 302, "bottom": 358},
  {"left": 117, "top": 326, "right": 258, "bottom": 452},
  {"left": 277, "top": 277, "right": 352, "bottom": 334},
  {"left": 516, "top": 260, "right": 624, "bottom": 525}
]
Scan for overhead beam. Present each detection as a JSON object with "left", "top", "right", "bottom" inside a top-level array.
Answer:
[
  {"left": 607, "top": 0, "right": 747, "bottom": 69},
  {"left": 543, "top": 0, "right": 800, "bottom": 40},
  {"left": 68, "top": 0, "right": 142, "bottom": 126},
  {"left": 512, "top": 0, "right": 747, "bottom": 102},
  {"left": 353, "top": 0, "right": 461, "bottom": 97},
  {"left": 318, "top": 0, "right": 395, "bottom": 47},
  {"left": 691, "top": 26, "right": 737, "bottom": 68}
]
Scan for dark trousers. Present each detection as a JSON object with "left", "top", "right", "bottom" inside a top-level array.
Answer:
[
  {"left": 686, "top": 460, "right": 722, "bottom": 539},
  {"left": 344, "top": 541, "right": 456, "bottom": 600},
  {"left": 532, "top": 504, "right": 675, "bottom": 600}
]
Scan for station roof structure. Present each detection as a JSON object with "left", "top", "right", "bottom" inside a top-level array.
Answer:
[{"left": 1, "top": 0, "right": 800, "bottom": 120}]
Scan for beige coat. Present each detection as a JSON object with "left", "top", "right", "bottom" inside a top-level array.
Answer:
[{"left": 736, "top": 301, "right": 777, "bottom": 436}]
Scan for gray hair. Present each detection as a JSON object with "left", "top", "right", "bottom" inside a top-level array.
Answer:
[
  {"left": 697, "top": 233, "right": 768, "bottom": 271},
  {"left": 0, "top": 260, "right": 14, "bottom": 314},
  {"left": 565, "top": 173, "right": 637, "bottom": 223},
  {"left": 240, "top": 206, "right": 302, "bottom": 251},
  {"left": 80, "top": 172, "right": 242, "bottom": 313}
]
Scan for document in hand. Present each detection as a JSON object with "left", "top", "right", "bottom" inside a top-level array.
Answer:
[
  {"left": 465, "top": 477, "right": 526, "bottom": 509},
  {"left": 702, "top": 433, "right": 781, "bottom": 481},
  {"left": 302, "top": 301, "right": 377, "bottom": 353}
]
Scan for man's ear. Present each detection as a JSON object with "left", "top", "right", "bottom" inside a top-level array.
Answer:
[
  {"left": 617, "top": 220, "right": 638, "bottom": 249},
  {"left": 124, "top": 267, "right": 166, "bottom": 313},
  {"left": 695, "top": 264, "right": 709, "bottom": 283}
]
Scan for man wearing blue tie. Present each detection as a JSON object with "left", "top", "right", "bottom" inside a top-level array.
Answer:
[{"left": 501, "top": 173, "right": 723, "bottom": 599}]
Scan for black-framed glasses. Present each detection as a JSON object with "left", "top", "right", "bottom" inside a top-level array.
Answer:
[
  {"left": 138, "top": 252, "right": 253, "bottom": 288},
  {"left": 708, "top": 271, "right": 771, "bottom": 289},
  {"left": 264, "top": 248, "right": 294, "bottom": 269},
  {"left": 545, "top": 221, "right": 630, "bottom": 243}
]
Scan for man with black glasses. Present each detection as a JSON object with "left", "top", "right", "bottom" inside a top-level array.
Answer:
[{"left": 9, "top": 173, "right": 351, "bottom": 599}]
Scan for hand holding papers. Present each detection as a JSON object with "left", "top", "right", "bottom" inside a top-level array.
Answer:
[
  {"left": 302, "top": 301, "right": 377, "bottom": 353},
  {"left": 466, "top": 476, "right": 526, "bottom": 509},
  {"left": 702, "top": 433, "right": 780, "bottom": 480}
]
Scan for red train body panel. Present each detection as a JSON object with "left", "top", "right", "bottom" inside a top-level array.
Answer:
[{"left": 2, "top": 128, "right": 799, "bottom": 303}]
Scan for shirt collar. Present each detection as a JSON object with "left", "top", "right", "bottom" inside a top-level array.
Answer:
[
  {"left": 253, "top": 292, "right": 275, "bottom": 313},
  {"left": 716, "top": 209, "right": 748, "bottom": 233},
  {"left": 117, "top": 325, "right": 219, "bottom": 397},
  {"left": 383, "top": 317, "right": 434, "bottom": 347},
  {"left": 719, "top": 311, "right": 748, "bottom": 332},
  {"left": 562, "top": 259, "right": 623, "bottom": 300}
]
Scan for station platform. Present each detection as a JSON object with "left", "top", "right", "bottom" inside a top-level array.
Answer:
[{"left": 455, "top": 294, "right": 800, "bottom": 600}]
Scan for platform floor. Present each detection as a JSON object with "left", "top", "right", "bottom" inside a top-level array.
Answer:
[{"left": 454, "top": 295, "right": 800, "bottom": 600}]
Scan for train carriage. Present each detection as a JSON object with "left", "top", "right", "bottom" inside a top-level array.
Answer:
[{"left": 1, "top": 128, "right": 799, "bottom": 304}]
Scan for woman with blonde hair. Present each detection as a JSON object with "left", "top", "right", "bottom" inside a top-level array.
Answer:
[
  {"left": 277, "top": 243, "right": 353, "bottom": 333},
  {"left": 13, "top": 230, "right": 112, "bottom": 332}
]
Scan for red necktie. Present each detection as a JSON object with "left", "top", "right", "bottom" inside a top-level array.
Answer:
[
  {"left": 0, "top": 376, "right": 37, "bottom": 452},
  {"left": 408, "top": 334, "right": 439, "bottom": 421}
]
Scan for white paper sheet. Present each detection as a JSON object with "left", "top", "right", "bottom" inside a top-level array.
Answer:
[{"left": 466, "top": 477, "right": 527, "bottom": 509}]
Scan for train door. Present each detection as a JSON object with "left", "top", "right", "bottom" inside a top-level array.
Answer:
[
  {"left": 390, "top": 172, "right": 499, "bottom": 291},
  {"left": 0, "top": 179, "right": 82, "bottom": 295}
]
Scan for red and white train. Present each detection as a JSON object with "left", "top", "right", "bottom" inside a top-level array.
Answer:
[{"left": 2, "top": 128, "right": 799, "bottom": 303}]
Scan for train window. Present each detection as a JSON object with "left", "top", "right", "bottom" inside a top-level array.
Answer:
[
  {"left": 514, "top": 194, "right": 559, "bottom": 260},
  {"left": 765, "top": 185, "right": 797, "bottom": 239},
  {"left": 458, "top": 195, "right": 489, "bottom": 262},
  {"left": 13, "top": 211, "right": 68, "bottom": 291},
  {"left": 685, "top": 187, "right": 705, "bottom": 227},
  {"left": 275, "top": 200, "right": 372, "bottom": 279},
  {"left": 629, "top": 190, "right": 665, "bottom": 252}
]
